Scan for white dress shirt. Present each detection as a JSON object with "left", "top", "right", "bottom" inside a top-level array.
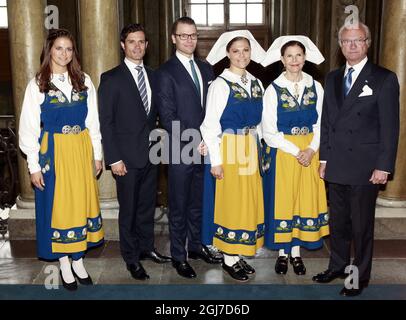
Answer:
[
  {"left": 124, "top": 57, "right": 152, "bottom": 113},
  {"left": 261, "top": 71, "right": 324, "bottom": 157},
  {"left": 19, "top": 72, "right": 102, "bottom": 174},
  {"left": 176, "top": 51, "right": 204, "bottom": 106},
  {"left": 200, "top": 69, "right": 264, "bottom": 167},
  {"left": 344, "top": 56, "right": 368, "bottom": 91}
]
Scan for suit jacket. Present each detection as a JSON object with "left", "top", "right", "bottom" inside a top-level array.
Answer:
[
  {"left": 320, "top": 61, "right": 400, "bottom": 185},
  {"left": 155, "top": 55, "right": 215, "bottom": 141},
  {"left": 98, "top": 62, "right": 158, "bottom": 169}
]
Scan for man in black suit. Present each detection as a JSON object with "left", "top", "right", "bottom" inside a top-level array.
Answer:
[
  {"left": 98, "top": 24, "right": 171, "bottom": 281},
  {"left": 313, "top": 22, "right": 400, "bottom": 296},
  {"left": 155, "top": 17, "right": 222, "bottom": 279}
]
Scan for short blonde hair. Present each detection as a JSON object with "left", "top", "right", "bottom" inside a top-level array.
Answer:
[{"left": 338, "top": 22, "right": 371, "bottom": 47}]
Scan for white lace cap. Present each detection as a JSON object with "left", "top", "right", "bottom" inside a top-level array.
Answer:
[
  {"left": 261, "top": 35, "right": 325, "bottom": 67},
  {"left": 206, "top": 30, "right": 266, "bottom": 65}
]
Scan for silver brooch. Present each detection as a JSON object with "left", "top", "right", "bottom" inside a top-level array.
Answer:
[
  {"left": 58, "top": 74, "right": 65, "bottom": 82},
  {"left": 241, "top": 74, "right": 248, "bottom": 85}
]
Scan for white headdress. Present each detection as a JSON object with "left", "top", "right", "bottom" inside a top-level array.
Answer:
[
  {"left": 261, "top": 35, "right": 325, "bottom": 67},
  {"left": 206, "top": 30, "right": 266, "bottom": 65}
]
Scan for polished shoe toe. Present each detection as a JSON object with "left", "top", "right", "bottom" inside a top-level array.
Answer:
[
  {"left": 188, "top": 245, "right": 223, "bottom": 264},
  {"left": 71, "top": 267, "right": 93, "bottom": 285},
  {"left": 275, "top": 256, "right": 288, "bottom": 274},
  {"left": 312, "top": 269, "right": 346, "bottom": 283},
  {"left": 340, "top": 281, "right": 368, "bottom": 297},
  {"left": 238, "top": 258, "right": 255, "bottom": 275},
  {"left": 222, "top": 262, "right": 249, "bottom": 282},
  {"left": 172, "top": 261, "right": 197, "bottom": 278},
  {"left": 289, "top": 257, "right": 306, "bottom": 275},
  {"left": 59, "top": 270, "right": 78, "bottom": 291},
  {"left": 140, "top": 249, "right": 172, "bottom": 264},
  {"left": 127, "top": 263, "right": 150, "bottom": 280}
]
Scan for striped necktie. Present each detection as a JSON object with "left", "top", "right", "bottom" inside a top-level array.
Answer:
[
  {"left": 189, "top": 60, "right": 201, "bottom": 100},
  {"left": 344, "top": 67, "right": 354, "bottom": 97},
  {"left": 135, "top": 65, "right": 149, "bottom": 114}
]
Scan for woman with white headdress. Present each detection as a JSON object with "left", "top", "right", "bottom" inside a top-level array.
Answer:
[
  {"left": 261, "top": 36, "right": 329, "bottom": 276},
  {"left": 200, "top": 30, "right": 266, "bottom": 282}
]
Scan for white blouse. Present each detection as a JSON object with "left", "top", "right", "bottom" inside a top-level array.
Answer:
[
  {"left": 200, "top": 69, "right": 264, "bottom": 167},
  {"left": 19, "top": 72, "right": 102, "bottom": 174},
  {"left": 261, "top": 71, "right": 324, "bottom": 157}
]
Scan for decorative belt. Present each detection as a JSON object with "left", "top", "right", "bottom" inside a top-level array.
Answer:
[
  {"left": 43, "top": 124, "right": 85, "bottom": 134},
  {"left": 223, "top": 125, "right": 258, "bottom": 136},
  {"left": 289, "top": 126, "right": 311, "bottom": 135}
]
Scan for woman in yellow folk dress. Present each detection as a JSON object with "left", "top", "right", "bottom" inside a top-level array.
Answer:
[
  {"left": 201, "top": 30, "right": 266, "bottom": 282},
  {"left": 261, "top": 36, "right": 329, "bottom": 275},
  {"left": 19, "top": 29, "right": 104, "bottom": 290}
]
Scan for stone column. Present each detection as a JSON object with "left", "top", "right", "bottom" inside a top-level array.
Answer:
[
  {"left": 8, "top": 0, "right": 46, "bottom": 207},
  {"left": 377, "top": 0, "right": 406, "bottom": 207},
  {"left": 79, "top": 0, "right": 120, "bottom": 208}
]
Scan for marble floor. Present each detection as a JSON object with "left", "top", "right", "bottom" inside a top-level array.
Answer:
[{"left": 1, "top": 228, "right": 406, "bottom": 300}]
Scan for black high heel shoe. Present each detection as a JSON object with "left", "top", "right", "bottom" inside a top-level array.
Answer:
[
  {"left": 59, "top": 270, "right": 78, "bottom": 291},
  {"left": 289, "top": 257, "right": 306, "bottom": 275},
  {"left": 71, "top": 266, "right": 93, "bottom": 285}
]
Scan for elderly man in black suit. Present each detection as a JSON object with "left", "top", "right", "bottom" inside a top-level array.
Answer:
[
  {"left": 155, "top": 17, "right": 223, "bottom": 279},
  {"left": 313, "top": 22, "right": 400, "bottom": 296},
  {"left": 98, "top": 24, "right": 171, "bottom": 281}
]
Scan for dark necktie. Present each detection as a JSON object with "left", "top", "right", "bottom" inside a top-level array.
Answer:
[
  {"left": 189, "top": 60, "right": 201, "bottom": 100},
  {"left": 135, "top": 65, "right": 149, "bottom": 114},
  {"left": 344, "top": 67, "right": 354, "bottom": 97}
]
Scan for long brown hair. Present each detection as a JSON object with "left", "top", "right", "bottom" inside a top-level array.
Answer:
[{"left": 36, "top": 29, "right": 87, "bottom": 93}]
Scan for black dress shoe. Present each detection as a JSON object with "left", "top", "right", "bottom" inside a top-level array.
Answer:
[
  {"left": 188, "top": 245, "right": 223, "bottom": 264},
  {"left": 312, "top": 269, "right": 347, "bottom": 283},
  {"left": 340, "top": 281, "right": 368, "bottom": 297},
  {"left": 59, "top": 270, "right": 78, "bottom": 291},
  {"left": 71, "top": 266, "right": 93, "bottom": 285},
  {"left": 238, "top": 259, "right": 255, "bottom": 275},
  {"left": 289, "top": 257, "right": 306, "bottom": 275},
  {"left": 140, "top": 249, "right": 172, "bottom": 264},
  {"left": 222, "top": 262, "right": 249, "bottom": 282},
  {"left": 275, "top": 256, "right": 288, "bottom": 274},
  {"left": 172, "top": 260, "right": 197, "bottom": 278},
  {"left": 126, "top": 262, "right": 150, "bottom": 280}
]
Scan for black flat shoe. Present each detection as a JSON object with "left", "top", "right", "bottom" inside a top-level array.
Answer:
[
  {"left": 312, "top": 269, "right": 347, "bottom": 283},
  {"left": 172, "top": 260, "right": 197, "bottom": 278},
  {"left": 340, "top": 281, "right": 368, "bottom": 297},
  {"left": 126, "top": 262, "right": 150, "bottom": 280},
  {"left": 289, "top": 257, "right": 306, "bottom": 275},
  {"left": 188, "top": 245, "right": 223, "bottom": 264},
  {"left": 238, "top": 258, "right": 255, "bottom": 275},
  {"left": 222, "top": 262, "right": 249, "bottom": 282},
  {"left": 71, "top": 266, "right": 93, "bottom": 285},
  {"left": 140, "top": 249, "right": 172, "bottom": 264},
  {"left": 275, "top": 256, "right": 288, "bottom": 274},
  {"left": 59, "top": 270, "right": 77, "bottom": 291}
]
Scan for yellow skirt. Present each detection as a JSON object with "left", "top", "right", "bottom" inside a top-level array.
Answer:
[
  {"left": 267, "top": 133, "right": 329, "bottom": 248},
  {"left": 42, "top": 129, "right": 104, "bottom": 253},
  {"left": 213, "top": 133, "right": 264, "bottom": 256}
]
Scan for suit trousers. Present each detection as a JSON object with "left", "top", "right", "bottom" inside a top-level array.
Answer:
[
  {"left": 168, "top": 162, "right": 204, "bottom": 262},
  {"left": 115, "top": 162, "right": 158, "bottom": 265},
  {"left": 328, "top": 183, "right": 379, "bottom": 282}
]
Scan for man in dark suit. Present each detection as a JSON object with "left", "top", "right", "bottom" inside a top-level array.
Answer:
[
  {"left": 98, "top": 24, "right": 171, "bottom": 281},
  {"left": 155, "top": 17, "right": 222, "bottom": 279},
  {"left": 313, "top": 22, "right": 400, "bottom": 296}
]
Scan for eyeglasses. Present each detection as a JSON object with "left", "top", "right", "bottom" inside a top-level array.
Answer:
[
  {"left": 175, "top": 33, "right": 199, "bottom": 40},
  {"left": 340, "top": 38, "right": 368, "bottom": 46}
]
